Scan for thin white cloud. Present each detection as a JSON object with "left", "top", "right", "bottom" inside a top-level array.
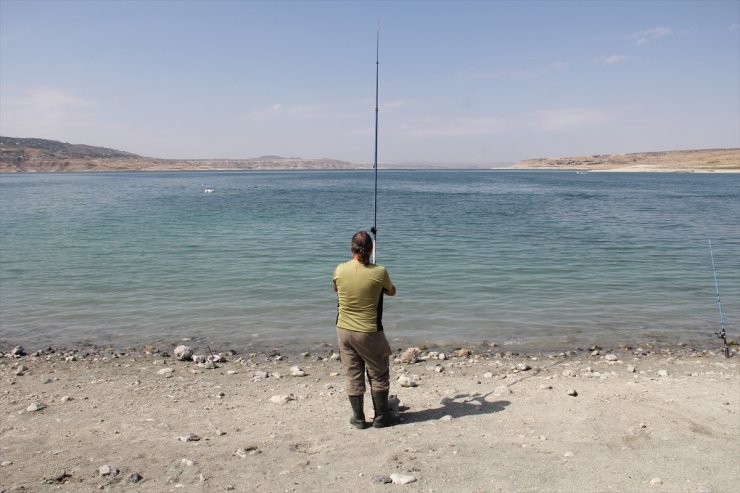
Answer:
[
  {"left": 730, "top": 24, "right": 739, "bottom": 31},
  {"left": 595, "top": 54, "right": 628, "bottom": 65},
  {"left": 248, "top": 103, "right": 326, "bottom": 119},
  {"left": 0, "top": 87, "right": 101, "bottom": 136},
  {"left": 400, "top": 117, "right": 504, "bottom": 138},
  {"left": 629, "top": 26, "right": 673, "bottom": 46},
  {"left": 529, "top": 108, "right": 612, "bottom": 131}
]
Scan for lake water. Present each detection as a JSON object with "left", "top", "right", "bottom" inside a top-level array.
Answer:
[{"left": 1, "top": 170, "right": 738, "bottom": 352}]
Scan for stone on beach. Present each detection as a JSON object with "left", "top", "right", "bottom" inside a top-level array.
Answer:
[
  {"left": 567, "top": 388, "right": 578, "bottom": 396},
  {"left": 235, "top": 446, "right": 262, "bottom": 458},
  {"left": 657, "top": 369, "right": 669, "bottom": 377},
  {"left": 174, "top": 345, "right": 193, "bottom": 361},
  {"left": 494, "top": 385, "right": 511, "bottom": 395},
  {"left": 270, "top": 394, "right": 296, "bottom": 404},
  {"left": 398, "top": 375, "right": 418, "bottom": 387},
  {"left": 98, "top": 464, "right": 119, "bottom": 476},
  {"left": 157, "top": 368, "right": 174, "bottom": 377},
  {"left": 605, "top": 354, "right": 619, "bottom": 361},
  {"left": 399, "top": 347, "right": 420, "bottom": 364},
  {"left": 26, "top": 401, "right": 47, "bottom": 412},
  {"left": 390, "top": 473, "right": 417, "bottom": 484},
  {"left": 11, "top": 345, "right": 26, "bottom": 356},
  {"left": 179, "top": 433, "right": 201, "bottom": 442},
  {"left": 290, "top": 366, "right": 306, "bottom": 377}
]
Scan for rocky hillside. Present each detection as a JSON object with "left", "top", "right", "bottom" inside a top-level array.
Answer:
[
  {"left": 515, "top": 148, "right": 740, "bottom": 172},
  {"left": 0, "top": 137, "right": 358, "bottom": 172}
]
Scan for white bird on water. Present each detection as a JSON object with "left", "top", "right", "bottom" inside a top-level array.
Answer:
[{"left": 204, "top": 188, "right": 215, "bottom": 193}]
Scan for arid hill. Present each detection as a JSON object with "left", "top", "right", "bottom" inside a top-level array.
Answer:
[
  {"left": 0, "top": 137, "right": 359, "bottom": 172},
  {"left": 514, "top": 148, "right": 740, "bottom": 172}
]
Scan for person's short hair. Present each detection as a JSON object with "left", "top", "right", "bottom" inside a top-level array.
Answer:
[{"left": 351, "top": 231, "right": 373, "bottom": 265}]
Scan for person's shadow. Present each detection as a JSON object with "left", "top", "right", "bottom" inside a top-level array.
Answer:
[{"left": 395, "top": 392, "right": 510, "bottom": 424}]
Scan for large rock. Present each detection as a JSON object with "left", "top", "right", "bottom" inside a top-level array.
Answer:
[
  {"left": 399, "top": 347, "right": 420, "bottom": 364},
  {"left": 174, "top": 345, "right": 193, "bottom": 361}
]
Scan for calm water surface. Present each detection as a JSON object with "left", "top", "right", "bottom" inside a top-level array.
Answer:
[{"left": 1, "top": 170, "right": 738, "bottom": 351}]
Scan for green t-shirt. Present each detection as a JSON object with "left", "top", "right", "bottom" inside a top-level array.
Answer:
[{"left": 333, "top": 259, "right": 393, "bottom": 333}]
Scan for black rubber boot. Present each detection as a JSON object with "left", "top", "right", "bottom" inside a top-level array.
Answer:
[
  {"left": 348, "top": 395, "right": 368, "bottom": 429},
  {"left": 371, "top": 390, "right": 395, "bottom": 428}
]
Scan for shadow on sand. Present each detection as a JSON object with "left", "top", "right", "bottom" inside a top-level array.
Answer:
[{"left": 397, "top": 392, "right": 510, "bottom": 425}]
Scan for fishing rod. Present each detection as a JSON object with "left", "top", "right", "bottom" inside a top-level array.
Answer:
[
  {"left": 708, "top": 239, "right": 730, "bottom": 358},
  {"left": 370, "top": 19, "right": 379, "bottom": 264}
]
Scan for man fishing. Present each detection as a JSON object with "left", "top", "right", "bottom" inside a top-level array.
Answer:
[{"left": 333, "top": 231, "right": 397, "bottom": 429}]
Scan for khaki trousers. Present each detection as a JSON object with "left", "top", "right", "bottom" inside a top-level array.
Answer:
[{"left": 336, "top": 327, "right": 392, "bottom": 396}]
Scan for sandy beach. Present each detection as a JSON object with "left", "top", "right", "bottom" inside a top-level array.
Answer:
[{"left": 1, "top": 342, "right": 738, "bottom": 493}]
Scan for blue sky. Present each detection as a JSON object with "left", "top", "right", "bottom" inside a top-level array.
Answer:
[{"left": 1, "top": 0, "right": 738, "bottom": 164}]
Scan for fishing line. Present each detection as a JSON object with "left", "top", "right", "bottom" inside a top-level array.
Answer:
[{"left": 708, "top": 239, "right": 730, "bottom": 358}]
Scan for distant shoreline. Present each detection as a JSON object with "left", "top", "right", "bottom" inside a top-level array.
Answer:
[{"left": 1, "top": 137, "right": 738, "bottom": 173}]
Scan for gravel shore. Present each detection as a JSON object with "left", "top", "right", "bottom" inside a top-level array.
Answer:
[{"left": 1, "top": 342, "right": 738, "bottom": 492}]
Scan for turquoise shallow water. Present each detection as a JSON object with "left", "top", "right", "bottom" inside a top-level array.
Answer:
[{"left": 1, "top": 170, "right": 738, "bottom": 351}]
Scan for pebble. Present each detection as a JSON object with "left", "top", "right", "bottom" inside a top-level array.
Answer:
[
  {"left": 252, "top": 371, "right": 269, "bottom": 380},
  {"left": 182, "top": 459, "right": 194, "bottom": 467},
  {"left": 227, "top": 370, "right": 238, "bottom": 375},
  {"left": 215, "top": 429, "right": 226, "bottom": 436},
  {"left": 1, "top": 460, "right": 12, "bottom": 467},
  {"left": 14, "top": 365, "right": 27, "bottom": 376},
  {"left": 11, "top": 345, "right": 26, "bottom": 356},
  {"left": 566, "top": 388, "right": 578, "bottom": 396},
  {"left": 516, "top": 363, "right": 531, "bottom": 371},
  {"left": 128, "top": 472, "right": 143, "bottom": 483},
  {"left": 563, "top": 451, "right": 574, "bottom": 457},
  {"left": 157, "top": 368, "right": 174, "bottom": 377},
  {"left": 234, "top": 447, "right": 262, "bottom": 458},
  {"left": 434, "top": 366, "right": 445, "bottom": 373},
  {"left": 61, "top": 395, "right": 73, "bottom": 402},
  {"left": 192, "top": 355, "right": 207, "bottom": 364},
  {"left": 657, "top": 369, "right": 669, "bottom": 377},
  {"left": 174, "top": 345, "right": 193, "bottom": 361},
  {"left": 483, "top": 372, "right": 493, "bottom": 379},
  {"left": 398, "top": 375, "right": 418, "bottom": 387},
  {"left": 179, "top": 433, "right": 201, "bottom": 442},
  {"left": 650, "top": 477, "right": 662, "bottom": 486},
  {"left": 330, "top": 352, "right": 341, "bottom": 361},
  {"left": 99, "top": 464, "right": 119, "bottom": 476},
  {"left": 290, "top": 366, "right": 306, "bottom": 377},
  {"left": 494, "top": 385, "right": 511, "bottom": 395},
  {"left": 562, "top": 369, "right": 577, "bottom": 377},
  {"left": 439, "top": 415, "right": 453, "bottom": 421},
  {"left": 65, "top": 355, "right": 77, "bottom": 362},
  {"left": 458, "top": 349, "right": 472, "bottom": 358},
  {"left": 399, "top": 347, "right": 420, "bottom": 364},
  {"left": 438, "top": 352, "right": 447, "bottom": 360},
  {"left": 27, "top": 401, "right": 47, "bottom": 412},
  {"left": 390, "top": 473, "right": 417, "bottom": 485},
  {"left": 605, "top": 354, "right": 619, "bottom": 361},
  {"left": 270, "top": 394, "right": 295, "bottom": 404},
  {"left": 49, "top": 470, "right": 70, "bottom": 482},
  {"left": 627, "top": 365, "right": 636, "bottom": 373}
]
